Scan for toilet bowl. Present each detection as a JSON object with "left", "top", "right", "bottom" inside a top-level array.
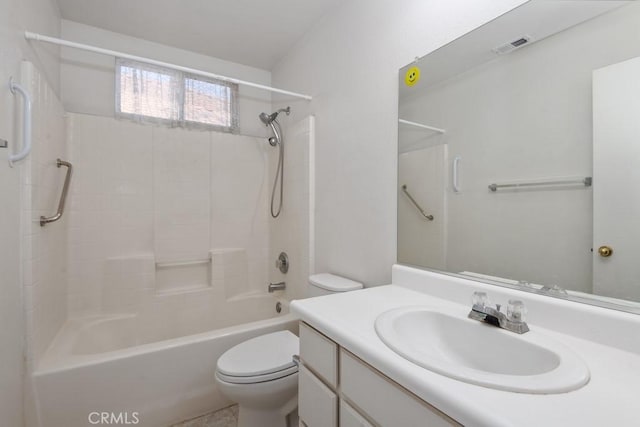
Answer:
[
  {"left": 215, "top": 274, "right": 363, "bottom": 427},
  {"left": 215, "top": 331, "right": 299, "bottom": 427}
]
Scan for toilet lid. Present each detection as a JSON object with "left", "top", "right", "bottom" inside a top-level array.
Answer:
[
  {"left": 217, "top": 331, "right": 299, "bottom": 378},
  {"left": 309, "top": 273, "right": 363, "bottom": 292}
]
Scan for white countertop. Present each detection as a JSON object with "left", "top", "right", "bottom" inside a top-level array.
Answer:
[{"left": 291, "top": 282, "right": 640, "bottom": 427}]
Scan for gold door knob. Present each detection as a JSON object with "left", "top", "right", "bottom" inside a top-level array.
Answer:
[{"left": 598, "top": 246, "right": 613, "bottom": 257}]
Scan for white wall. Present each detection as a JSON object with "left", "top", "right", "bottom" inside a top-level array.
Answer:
[
  {"left": 60, "top": 20, "right": 273, "bottom": 138},
  {"left": 398, "top": 144, "right": 447, "bottom": 270},
  {"left": 0, "top": 0, "right": 60, "bottom": 425},
  {"left": 271, "top": 0, "right": 527, "bottom": 286}
]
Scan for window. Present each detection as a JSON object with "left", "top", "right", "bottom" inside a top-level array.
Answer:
[{"left": 115, "top": 59, "right": 238, "bottom": 132}]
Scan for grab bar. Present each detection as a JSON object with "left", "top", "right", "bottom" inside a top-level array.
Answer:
[
  {"left": 401, "top": 184, "right": 434, "bottom": 221},
  {"left": 452, "top": 156, "right": 461, "bottom": 193},
  {"left": 8, "top": 77, "right": 32, "bottom": 166},
  {"left": 40, "top": 159, "right": 72, "bottom": 226},
  {"left": 488, "top": 176, "right": 592, "bottom": 192}
]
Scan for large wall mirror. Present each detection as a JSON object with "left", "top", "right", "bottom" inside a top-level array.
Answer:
[{"left": 397, "top": 0, "right": 640, "bottom": 314}]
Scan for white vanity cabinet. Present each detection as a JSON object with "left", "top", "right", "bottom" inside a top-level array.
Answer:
[
  {"left": 298, "top": 322, "right": 339, "bottom": 427},
  {"left": 298, "top": 322, "right": 460, "bottom": 427}
]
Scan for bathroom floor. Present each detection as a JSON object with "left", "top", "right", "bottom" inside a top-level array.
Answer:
[{"left": 172, "top": 405, "right": 238, "bottom": 427}]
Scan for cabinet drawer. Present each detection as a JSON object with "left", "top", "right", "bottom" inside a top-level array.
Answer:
[
  {"left": 299, "top": 364, "right": 337, "bottom": 427},
  {"left": 340, "top": 350, "right": 460, "bottom": 427},
  {"left": 340, "top": 401, "right": 374, "bottom": 427},
  {"left": 300, "top": 322, "right": 338, "bottom": 388}
]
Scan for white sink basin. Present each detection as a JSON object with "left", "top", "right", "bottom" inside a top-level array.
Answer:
[{"left": 375, "top": 306, "right": 590, "bottom": 394}]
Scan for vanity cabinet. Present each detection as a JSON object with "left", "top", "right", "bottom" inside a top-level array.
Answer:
[
  {"left": 298, "top": 322, "right": 460, "bottom": 427},
  {"left": 299, "top": 364, "right": 338, "bottom": 426}
]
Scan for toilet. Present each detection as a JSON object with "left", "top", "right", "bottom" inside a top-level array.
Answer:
[
  {"left": 215, "top": 273, "right": 363, "bottom": 427},
  {"left": 306, "top": 273, "right": 364, "bottom": 297}
]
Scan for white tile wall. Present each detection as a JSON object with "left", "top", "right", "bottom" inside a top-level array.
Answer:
[
  {"left": 19, "top": 61, "right": 68, "bottom": 368},
  {"left": 269, "top": 116, "right": 314, "bottom": 300},
  {"left": 210, "top": 132, "right": 271, "bottom": 295},
  {"left": 66, "top": 113, "right": 272, "bottom": 315},
  {"left": 211, "top": 249, "right": 250, "bottom": 299},
  {"left": 1, "top": 1, "right": 62, "bottom": 423},
  {"left": 153, "top": 127, "right": 211, "bottom": 263},
  {"left": 66, "top": 114, "right": 154, "bottom": 315}
]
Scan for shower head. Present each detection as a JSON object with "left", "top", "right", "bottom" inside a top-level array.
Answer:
[
  {"left": 259, "top": 108, "right": 290, "bottom": 219},
  {"left": 259, "top": 107, "right": 291, "bottom": 126},
  {"left": 259, "top": 111, "right": 278, "bottom": 125}
]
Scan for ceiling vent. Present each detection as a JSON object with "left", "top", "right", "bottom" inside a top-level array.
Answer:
[{"left": 493, "top": 35, "right": 533, "bottom": 55}]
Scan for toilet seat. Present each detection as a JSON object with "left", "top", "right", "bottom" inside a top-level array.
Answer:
[
  {"left": 216, "top": 365, "right": 298, "bottom": 384},
  {"left": 216, "top": 330, "right": 299, "bottom": 385}
]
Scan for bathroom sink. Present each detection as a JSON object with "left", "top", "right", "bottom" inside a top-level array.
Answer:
[{"left": 375, "top": 306, "right": 590, "bottom": 393}]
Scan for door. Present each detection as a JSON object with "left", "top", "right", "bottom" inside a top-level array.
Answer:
[{"left": 592, "top": 56, "right": 640, "bottom": 301}]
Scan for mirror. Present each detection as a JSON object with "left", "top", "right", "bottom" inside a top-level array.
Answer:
[{"left": 397, "top": 0, "right": 640, "bottom": 314}]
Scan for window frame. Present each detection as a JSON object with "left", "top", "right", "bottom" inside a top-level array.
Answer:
[{"left": 115, "top": 58, "right": 239, "bottom": 133}]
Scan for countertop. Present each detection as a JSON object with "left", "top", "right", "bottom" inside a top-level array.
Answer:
[{"left": 291, "top": 284, "right": 640, "bottom": 427}]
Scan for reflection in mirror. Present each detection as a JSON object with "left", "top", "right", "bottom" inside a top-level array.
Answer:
[{"left": 397, "top": 0, "right": 640, "bottom": 313}]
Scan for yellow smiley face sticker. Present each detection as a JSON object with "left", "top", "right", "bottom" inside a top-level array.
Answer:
[{"left": 404, "top": 66, "right": 421, "bottom": 87}]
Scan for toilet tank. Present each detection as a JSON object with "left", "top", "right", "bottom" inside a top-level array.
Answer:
[{"left": 307, "top": 273, "right": 363, "bottom": 297}]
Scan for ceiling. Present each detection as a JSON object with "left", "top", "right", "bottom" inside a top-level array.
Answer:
[{"left": 56, "top": 0, "right": 343, "bottom": 70}]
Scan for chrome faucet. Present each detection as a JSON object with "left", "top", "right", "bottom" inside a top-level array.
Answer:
[
  {"left": 268, "top": 282, "right": 286, "bottom": 293},
  {"left": 468, "top": 292, "right": 529, "bottom": 334}
]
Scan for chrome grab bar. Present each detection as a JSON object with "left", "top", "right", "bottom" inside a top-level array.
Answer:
[
  {"left": 488, "top": 176, "right": 592, "bottom": 192},
  {"left": 401, "top": 185, "right": 434, "bottom": 221},
  {"left": 40, "top": 159, "right": 72, "bottom": 226}
]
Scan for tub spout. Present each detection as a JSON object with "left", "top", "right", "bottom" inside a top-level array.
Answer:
[{"left": 268, "top": 282, "right": 286, "bottom": 292}]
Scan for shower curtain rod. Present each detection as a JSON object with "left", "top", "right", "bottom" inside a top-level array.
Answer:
[{"left": 24, "top": 31, "right": 313, "bottom": 101}]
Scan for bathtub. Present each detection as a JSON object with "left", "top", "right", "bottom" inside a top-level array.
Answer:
[{"left": 33, "top": 292, "right": 297, "bottom": 427}]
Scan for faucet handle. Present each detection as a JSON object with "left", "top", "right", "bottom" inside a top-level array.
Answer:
[
  {"left": 471, "top": 291, "right": 489, "bottom": 309},
  {"left": 507, "top": 300, "right": 526, "bottom": 323}
]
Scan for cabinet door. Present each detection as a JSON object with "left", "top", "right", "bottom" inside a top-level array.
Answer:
[
  {"left": 300, "top": 322, "right": 338, "bottom": 387},
  {"left": 340, "top": 401, "right": 374, "bottom": 427},
  {"left": 340, "top": 350, "right": 460, "bottom": 427},
  {"left": 299, "top": 364, "right": 337, "bottom": 427}
]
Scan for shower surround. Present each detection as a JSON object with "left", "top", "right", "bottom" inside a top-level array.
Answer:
[
  {"left": 22, "top": 89, "right": 313, "bottom": 425},
  {"left": 65, "top": 113, "right": 272, "bottom": 315}
]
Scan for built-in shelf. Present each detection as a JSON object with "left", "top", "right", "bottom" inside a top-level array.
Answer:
[{"left": 398, "top": 119, "right": 446, "bottom": 134}]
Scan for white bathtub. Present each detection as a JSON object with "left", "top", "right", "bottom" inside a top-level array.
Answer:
[{"left": 33, "top": 293, "right": 297, "bottom": 427}]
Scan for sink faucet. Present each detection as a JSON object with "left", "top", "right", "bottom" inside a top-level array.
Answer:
[
  {"left": 268, "top": 282, "right": 286, "bottom": 293},
  {"left": 468, "top": 292, "right": 529, "bottom": 334}
]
